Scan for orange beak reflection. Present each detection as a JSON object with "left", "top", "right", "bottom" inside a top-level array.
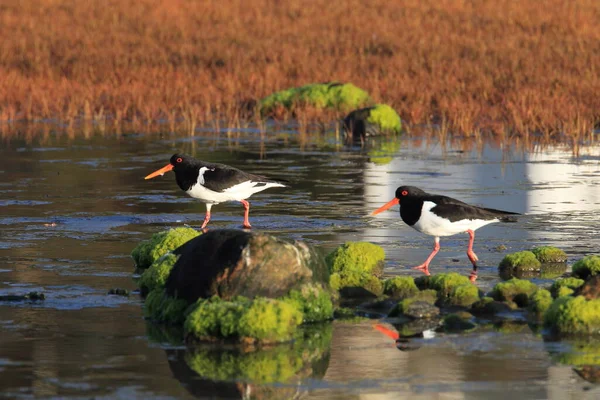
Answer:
[
  {"left": 373, "top": 324, "right": 400, "bottom": 341},
  {"left": 371, "top": 197, "right": 400, "bottom": 215},
  {"left": 144, "top": 164, "right": 174, "bottom": 180}
]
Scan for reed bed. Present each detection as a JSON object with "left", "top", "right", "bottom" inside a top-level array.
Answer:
[{"left": 1, "top": 0, "right": 599, "bottom": 140}]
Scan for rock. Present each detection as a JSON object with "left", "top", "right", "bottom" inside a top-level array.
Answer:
[
  {"left": 551, "top": 277, "right": 585, "bottom": 298},
  {"left": 572, "top": 255, "right": 600, "bottom": 279},
  {"left": 471, "top": 297, "right": 514, "bottom": 316},
  {"left": 392, "top": 318, "right": 441, "bottom": 339},
  {"left": 131, "top": 227, "right": 200, "bottom": 270},
  {"left": 145, "top": 288, "right": 189, "bottom": 325},
  {"left": 259, "top": 82, "right": 371, "bottom": 117},
  {"left": 0, "top": 291, "right": 45, "bottom": 301},
  {"left": 575, "top": 275, "right": 600, "bottom": 300},
  {"left": 443, "top": 313, "right": 477, "bottom": 332},
  {"left": 531, "top": 246, "right": 568, "bottom": 263},
  {"left": 166, "top": 230, "right": 330, "bottom": 304},
  {"left": 528, "top": 289, "right": 553, "bottom": 318},
  {"left": 402, "top": 301, "right": 440, "bottom": 319},
  {"left": 383, "top": 276, "right": 418, "bottom": 299},
  {"left": 544, "top": 296, "right": 600, "bottom": 335},
  {"left": 490, "top": 278, "right": 538, "bottom": 307},
  {"left": 574, "top": 366, "right": 600, "bottom": 384},
  {"left": 426, "top": 273, "right": 480, "bottom": 307},
  {"left": 327, "top": 242, "right": 385, "bottom": 297},
  {"left": 107, "top": 288, "right": 129, "bottom": 296},
  {"left": 498, "top": 251, "right": 542, "bottom": 277},
  {"left": 341, "top": 104, "right": 402, "bottom": 144},
  {"left": 388, "top": 290, "right": 439, "bottom": 319}
]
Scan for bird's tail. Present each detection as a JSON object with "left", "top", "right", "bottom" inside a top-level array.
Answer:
[{"left": 482, "top": 207, "right": 520, "bottom": 222}]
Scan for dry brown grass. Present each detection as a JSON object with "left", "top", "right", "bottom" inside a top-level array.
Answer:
[{"left": 1, "top": 0, "right": 599, "bottom": 140}]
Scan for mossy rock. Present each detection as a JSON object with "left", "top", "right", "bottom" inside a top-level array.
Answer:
[
  {"left": 144, "top": 288, "right": 190, "bottom": 325},
  {"left": 138, "top": 253, "right": 179, "bottom": 296},
  {"left": 544, "top": 295, "right": 600, "bottom": 335},
  {"left": 388, "top": 289, "right": 438, "bottom": 318},
  {"left": 342, "top": 104, "right": 402, "bottom": 144},
  {"left": 531, "top": 246, "right": 567, "bottom": 263},
  {"left": 428, "top": 273, "right": 475, "bottom": 305},
  {"left": 470, "top": 296, "right": 514, "bottom": 316},
  {"left": 383, "top": 276, "right": 418, "bottom": 299},
  {"left": 131, "top": 227, "right": 200, "bottom": 270},
  {"left": 572, "top": 255, "right": 600, "bottom": 279},
  {"left": 576, "top": 275, "right": 600, "bottom": 300},
  {"left": 443, "top": 313, "right": 477, "bottom": 332},
  {"left": 491, "top": 278, "right": 538, "bottom": 307},
  {"left": 166, "top": 230, "right": 330, "bottom": 305},
  {"left": 498, "top": 251, "right": 541, "bottom": 275},
  {"left": 393, "top": 318, "right": 441, "bottom": 338},
  {"left": 259, "top": 82, "right": 371, "bottom": 116},
  {"left": 327, "top": 242, "right": 385, "bottom": 297},
  {"left": 448, "top": 284, "right": 481, "bottom": 307},
  {"left": 184, "top": 296, "right": 303, "bottom": 344},
  {"left": 528, "top": 289, "right": 553, "bottom": 318},
  {"left": 283, "top": 283, "right": 334, "bottom": 323},
  {"left": 550, "top": 278, "right": 585, "bottom": 299}
]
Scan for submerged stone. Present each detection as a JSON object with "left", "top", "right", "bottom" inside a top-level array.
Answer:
[
  {"left": 107, "top": 288, "right": 129, "bottom": 296},
  {"left": 572, "top": 255, "right": 600, "bottom": 279},
  {"left": 443, "top": 313, "right": 477, "bottom": 332},
  {"left": 341, "top": 104, "right": 402, "bottom": 144},
  {"left": 491, "top": 278, "right": 538, "bottom": 308},
  {"left": 131, "top": 227, "right": 200, "bottom": 270},
  {"left": 383, "top": 276, "right": 418, "bottom": 299},
  {"left": 531, "top": 246, "right": 568, "bottom": 263},
  {"left": 388, "top": 289, "right": 438, "bottom": 319},
  {"left": 0, "top": 291, "right": 45, "bottom": 302},
  {"left": 259, "top": 82, "right": 371, "bottom": 116},
  {"left": 544, "top": 295, "right": 600, "bottom": 335}
]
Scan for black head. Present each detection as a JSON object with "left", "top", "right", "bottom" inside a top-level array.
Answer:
[
  {"left": 169, "top": 154, "right": 198, "bottom": 171},
  {"left": 395, "top": 186, "right": 427, "bottom": 200}
]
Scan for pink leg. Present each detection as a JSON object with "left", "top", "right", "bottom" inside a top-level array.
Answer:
[
  {"left": 467, "top": 229, "right": 478, "bottom": 282},
  {"left": 413, "top": 237, "right": 440, "bottom": 276},
  {"left": 200, "top": 204, "right": 212, "bottom": 229},
  {"left": 240, "top": 200, "right": 252, "bottom": 229}
]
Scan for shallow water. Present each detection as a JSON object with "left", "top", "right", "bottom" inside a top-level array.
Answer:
[{"left": 1, "top": 129, "right": 600, "bottom": 399}]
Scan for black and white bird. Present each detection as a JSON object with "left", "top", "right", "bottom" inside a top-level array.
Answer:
[
  {"left": 371, "top": 186, "right": 520, "bottom": 282},
  {"left": 145, "top": 154, "right": 289, "bottom": 229}
]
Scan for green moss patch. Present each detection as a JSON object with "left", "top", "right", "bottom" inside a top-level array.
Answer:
[
  {"left": 184, "top": 296, "right": 303, "bottom": 343},
  {"left": 528, "top": 289, "right": 553, "bottom": 318},
  {"left": 327, "top": 242, "right": 385, "bottom": 296},
  {"left": 259, "top": 82, "right": 371, "bottom": 116},
  {"left": 491, "top": 278, "right": 538, "bottom": 307},
  {"left": 366, "top": 104, "right": 402, "bottom": 134},
  {"left": 131, "top": 227, "right": 200, "bottom": 269},
  {"left": 499, "top": 251, "right": 541, "bottom": 271},
  {"left": 428, "top": 273, "right": 478, "bottom": 306},
  {"left": 283, "top": 283, "right": 334, "bottom": 323},
  {"left": 573, "top": 256, "right": 600, "bottom": 279},
  {"left": 449, "top": 284, "right": 480, "bottom": 307},
  {"left": 531, "top": 246, "right": 567, "bottom": 263},
  {"left": 144, "top": 288, "right": 190, "bottom": 325},
  {"left": 138, "top": 253, "right": 179, "bottom": 295},
  {"left": 383, "top": 276, "right": 418, "bottom": 299},
  {"left": 550, "top": 278, "right": 585, "bottom": 299},
  {"left": 544, "top": 296, "right": 600, "bottom": 335}
]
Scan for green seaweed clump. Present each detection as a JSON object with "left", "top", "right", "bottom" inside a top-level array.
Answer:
[
  {"left": 499, "top": 251, "right": 541, "bottom": 271},
  {"left": 184, "top": 296, "right": 303, "bottom": 343},
  {"left": 449, "top": 283, "right": 480, "bottom": 307},
  {"left": 544, "top": 295, "right": 600, "bottom": 335},
  {"left": 528, "top": 289, "right": 553, "bottom": 317},
  {"left": 550, "top": 278, "right": 585, "bottom": 298},
  {"left": 284, "top": 283, "right": 334, "bottom": 323},
  {"left": 131, "top": 227, "right": 200, "bottom": 269},
  {"left": 428, "top": 273, "right": 473, "bottom": 302},
  {"left": 138, "top": 253, "right": 179, "bottom": 295},
  {"left": 327, "top": 242, "right": 385, "bottom": 296},
  {"left": 366, "top": 104, "right": 402, "bottom": 134},
  {"left": 144, "top": 288, "right": 190, "bottom": 325},
  {"left": 491, "top": 278, "right": 538, "bottom": 307},
  {"left": 259, "top": 82, "right": 371, "bottom": 115},
  {"left": 531, "top": 246, "right": 567, "bottom": 263},
  {"left": 572, "top": 255, "right": 600, "bottom": 279},
  {"left": 383, "top": 276, "right": 418, "bottom": 299}
]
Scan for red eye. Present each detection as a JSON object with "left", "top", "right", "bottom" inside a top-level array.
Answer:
[
  {"left": 176, "top": 157, "right": 183, "bottom": 163},
  {"left": 401, "top": 190, "right": 408, "bottom": 196}
]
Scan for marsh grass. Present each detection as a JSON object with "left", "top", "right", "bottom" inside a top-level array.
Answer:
[{"left": 0, "top": 0, "right": 599, "bottom": 142}]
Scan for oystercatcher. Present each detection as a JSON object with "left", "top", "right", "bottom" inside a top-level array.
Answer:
[
  {"left": 145, "top": 154, "right": 289, "bottom": 229},
  {"left": 371, "top": 186, "right": 519, "bottom": 282}
]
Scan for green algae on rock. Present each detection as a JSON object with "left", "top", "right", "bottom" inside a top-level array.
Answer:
[
  {"left": 341, "top": 104, "right": 402, "bottom": 144},
  {"left": 499, "top": 251, "right": 541, "bottom": 272},
  {"left": 326, "top": 242, "right": 385, "bottom": 296},
  {"left": 284, "top": 283, "right": 334, "bottom": 323},
  {"left": 388, "top": 289, "right": 438, "bottom": 318},
  {"left": 491, "top": 278, "right": 538, "bottom": 307},
  {"left": 138, "top": 253, "right": 179, "bottom": 296},
  {"left": 184, "top": 296, "right": 303, "bottom": 344},
  {"left": 544, "top": 295, "right": 600, "bottom": 335},
  {"left": 470, "top": 296, "right": 514, "bottom": 316},
  {"left": 528, "top": 289, "right": 553, "bottom": 317},
  {"left": 531, "top": 246, "right": 568, "bottom": 263},
  {"left": 550, "top": 278, "right": 585, "bottom": 299},
  {"left": 259, "top": 82, "right": 371, "bottom": 116},
  {"left": 131, "top": 227, "right": 200, "bottom": 270},
  {"left": 572, "top": 255, "right": 600, "bottom": 279},
  {"left": 144, "top": 288, "right": 190, "bottom": 325},
  {"left": 449, "top": 283, "right": 480, "bottom": 307},
  {"left": 383, "top": 276, "right": 418, "bottom": 299}
]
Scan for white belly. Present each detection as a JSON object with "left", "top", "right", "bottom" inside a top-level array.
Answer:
[
  {"left": 411, "top": 201, "right": 498, "bottom": 237},
  {"left": 186, "top": 180, "right": 285, "bottom": 204}
]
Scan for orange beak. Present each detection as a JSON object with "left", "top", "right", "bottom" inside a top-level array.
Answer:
[
  {"left": 144, "top": 164, "right": 174, "bottom": 180},
  {"left": 371, "top": 197, "right": 400, "bottom": 216},
  {"left": 373, "top": 324, "right": 400, "bottom": 341}
]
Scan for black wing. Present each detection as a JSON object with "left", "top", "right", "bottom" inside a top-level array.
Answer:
[
  {"left": 202, "top": 163, "right": 288, "bottom": 192},
  {"left": 429, "top": 195, "right": 519, "bottom": 222}
]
